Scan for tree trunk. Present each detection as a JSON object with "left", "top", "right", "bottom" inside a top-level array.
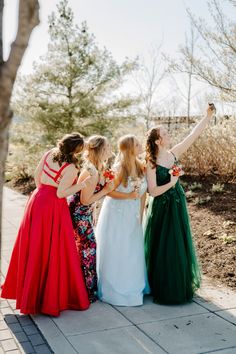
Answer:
[
  {"left": 0, "top": 0, "right": 3, "bottom": 65},
  {"left": 187, "top": 70, "right": 192, "bottom": 127},
  {"left": 0, "top": 0, "right": 39, "bottom": 266},
  {"left": 0, "top": 117, "right": 10, "bottom": 258}
]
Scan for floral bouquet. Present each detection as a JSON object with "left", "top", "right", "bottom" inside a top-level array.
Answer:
[
  {"left": 169, "top": 164, "right": 184, "bottom": 177},
  {"left": 103, "top": 169, "right": 115, "bottom": 183}
]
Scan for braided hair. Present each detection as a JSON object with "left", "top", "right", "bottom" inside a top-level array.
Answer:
[{"left": 145, "top": 127, "right": 161, "bottom": 168}]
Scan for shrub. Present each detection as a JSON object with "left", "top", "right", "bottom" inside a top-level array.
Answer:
[
  {"left": 189, "top": 182, "right": 202, "bottom": 191},
  {"left": 179, "top": 117, "right": 236, "bottom": 182},
  {"left": 211, "top": 183, "right": 225, "bottom": 193},
  {"left": 193, "top": 196, "right": 211, "bottom": 205}
]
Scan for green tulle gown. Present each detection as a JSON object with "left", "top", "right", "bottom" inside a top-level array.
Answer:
[{"left": 144, "top": 162, "right": 201, "bottom": 305}]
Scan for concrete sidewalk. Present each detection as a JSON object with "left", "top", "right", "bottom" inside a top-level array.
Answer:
[{"left": 1, "top": 187, "right": 236, "bottom": 354}]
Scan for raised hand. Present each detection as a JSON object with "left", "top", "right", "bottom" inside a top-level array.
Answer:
[
  {"left": 129, "top": 190, "right": 140, "bottom": 199},
  {"left": 207, "top": 103, "right": 216, "bottom": 118}
]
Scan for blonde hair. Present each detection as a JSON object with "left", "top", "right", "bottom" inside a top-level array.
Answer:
[
  {"left": 84, "top": 135, "right": 108, "bottom": 170},
  {"left": 115, "top": 134, "right": 144, "bottom": 187}
]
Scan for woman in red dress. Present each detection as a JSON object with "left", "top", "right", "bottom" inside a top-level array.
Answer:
[{"left": 1, "top": 133, "right": 91, "bottom": 316}]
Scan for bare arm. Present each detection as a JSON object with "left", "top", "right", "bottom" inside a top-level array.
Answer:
[
  {"left": 147, "top": 163, "right": 178, "bottom": 197},
  {"left": 107, "top": 175, "right": 139, "bottom": 200},
  {"left": 140, "top": 192, "right": 146, "bottom": 223},
  {"left": 79, "top": 169, "right": 115, "bottom": 205},
  {"left": 57, "top": 165, "right": 88, "bottom": 198},
  {"left": 171, "top": 107, "right": 214, "bottom": 159},
  {"left": 108, "top": 190, "right": 139, "bottom": 199},
  {"left": 34, "top": 154, "right": 45, "bottom": 187}
]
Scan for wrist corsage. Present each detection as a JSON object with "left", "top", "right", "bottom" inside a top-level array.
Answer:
[
  {"left": 169, "top": 164, "right": 184, "bottom": 177},
  {"left": 103, "top": 169, "right": 115, "bottom": 183}
]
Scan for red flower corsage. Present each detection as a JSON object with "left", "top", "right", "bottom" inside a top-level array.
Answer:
[
  {"left": 169, "top": 164, "right": 184, "bottom": 177},
  {"left": 103, "top": 169, "right": 115, "bottom": 182}
]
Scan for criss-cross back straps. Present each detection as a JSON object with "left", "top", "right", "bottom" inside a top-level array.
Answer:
[{"left": 42, "top": 151, "right": 70, "bottom": 184}]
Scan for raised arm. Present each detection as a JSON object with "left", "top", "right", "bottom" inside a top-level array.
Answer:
[
  {"left": 147, "top": 163, "right": 178, "bottom": 197},
  {"left": 171, "top": 106, "right": 215, "bottom": 159}
]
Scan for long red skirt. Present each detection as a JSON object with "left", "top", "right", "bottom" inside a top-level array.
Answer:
[{"left": 1, "top": 185, "right": 90, "bottom": 316}]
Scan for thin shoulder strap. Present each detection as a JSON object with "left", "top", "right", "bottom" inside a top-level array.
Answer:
[
  {"left": 44, "top": 160, "right": 58, "bottom": 173},
  {"left": 170, "top": 151, "right": 177, "bottom": 162},
  {"left": 42, "top": 150, "right": 70, "bottom": 182},
  {"left": 40, "top": 151, "right": 53, "bottom": 184},
  {"left": 54, "top": 162, "right": 70, "bottom": 182},
  {"left": 43, "top": 151, "right": 51, "bottom": 166}
]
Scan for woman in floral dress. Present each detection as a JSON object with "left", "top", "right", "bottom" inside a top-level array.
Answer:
[{"left": 69, "top": 135, "right": 114, "bottom": 302}]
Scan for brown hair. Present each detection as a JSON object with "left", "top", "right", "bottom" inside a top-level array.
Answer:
[
  {"left": 84, "top": 135, "right": 108, "bottom": 171},
  {"left": 116, "top": 134, "right": 144, "bottom": 187},
  {"left": 146, "top": 127, "right": 161, "bottom": 168},
  {"left": 53, "top": 132, "right": 84, "bottom": 166}
]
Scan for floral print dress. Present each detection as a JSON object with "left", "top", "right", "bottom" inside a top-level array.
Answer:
[{"left": 68, "top": 183, "right": 103, "bottom": 303}]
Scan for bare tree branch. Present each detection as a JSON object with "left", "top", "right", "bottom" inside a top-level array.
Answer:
[
  {"left": 171, "top": 0, "right": 236, "bottom": 102},
  {"left": 133, "top": 46, "right": 167, "bottom": 129}
]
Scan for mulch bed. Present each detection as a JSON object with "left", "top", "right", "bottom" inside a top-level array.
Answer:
[{"left": 182, "top": 175, "right": 236, "bottom": 289}]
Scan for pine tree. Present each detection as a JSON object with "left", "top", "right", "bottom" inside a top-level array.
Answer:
[{"left": 14, "top": 0, "right": 137, "bottom": 144}]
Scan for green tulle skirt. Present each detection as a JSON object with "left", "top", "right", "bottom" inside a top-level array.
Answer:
[{"left": 144, "top": 183, "right": 201, "bottom": 305}]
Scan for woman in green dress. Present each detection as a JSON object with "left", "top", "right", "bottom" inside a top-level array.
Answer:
[{"left": 144, "top": 104, "right": 215, "bottom": 304}]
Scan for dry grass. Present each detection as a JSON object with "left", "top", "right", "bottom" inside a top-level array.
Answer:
[
  {"left": 6, "top": 116, "right": 236, "bottom": 185},
  {"left": 179, "top": 117, "right": 236, "bottom": 182}
]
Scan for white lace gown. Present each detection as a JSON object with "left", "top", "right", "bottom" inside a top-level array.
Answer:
[{"left": 96, "top": 177, "right": 149, "bottom": 306}]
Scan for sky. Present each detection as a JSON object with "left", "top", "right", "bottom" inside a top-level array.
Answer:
[{"left": 2, "top": 0, "right": 235, "bottom": 114}]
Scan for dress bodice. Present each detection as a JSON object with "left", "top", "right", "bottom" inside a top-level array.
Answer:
[
  {"left": 116, "top": 176, "right": 147, "bottom": 196},
  {"left": 156, "top": 165, "right": 173, "bottom": 186},
  {"left": 155, "top": 164, "right": 185, "bottom": 201}
]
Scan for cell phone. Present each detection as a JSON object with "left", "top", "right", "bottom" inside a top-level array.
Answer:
[{"left": 208, "top": 103, "right": 216, "bottom": 113}]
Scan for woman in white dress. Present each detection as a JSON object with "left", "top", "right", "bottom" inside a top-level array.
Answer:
[{"left": 96, "top": 134, "right": 149, "bottom": 306}]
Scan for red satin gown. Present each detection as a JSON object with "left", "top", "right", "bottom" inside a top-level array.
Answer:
[{"left": 1, "top": 152, "right": 90, "bottom": 316}]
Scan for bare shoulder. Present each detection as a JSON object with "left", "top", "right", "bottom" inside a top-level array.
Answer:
[
  {"left": 63, "top": 163, "right": 78, "bottom": 176},
  {"left": 146, "top": 161, "right": 155, "bottom": 170},
  {"left": 80, "top": 168, "right": 95, "bottom": 178},
  {"left": 80, "top": 168, "right": 98, "bottom": 183},
  {"left": 46, "top": 148, "right": 57, "bottom": 158}
]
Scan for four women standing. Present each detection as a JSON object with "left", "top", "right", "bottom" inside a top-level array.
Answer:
[{"left": 1, "top": 105, "right": 215, "bottom": 314}]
